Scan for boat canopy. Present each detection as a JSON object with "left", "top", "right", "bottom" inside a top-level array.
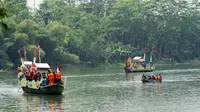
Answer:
[
  {"left": 31, "top": 63, "right": 51, "bottom": 70},
  {"left": 133, "top": 56, "right": 145, "bottom": 62},
  {"left": 23, "top": 61, "right": 32, "bottom": 66}
]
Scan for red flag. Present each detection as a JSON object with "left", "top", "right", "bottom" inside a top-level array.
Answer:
[{"left": 57, "top": 64, "right": 61, "bottom": 73}]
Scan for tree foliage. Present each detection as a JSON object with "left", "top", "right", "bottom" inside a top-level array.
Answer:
[{"left": 1, "top": 0, "right": 200, "bottom": 69}]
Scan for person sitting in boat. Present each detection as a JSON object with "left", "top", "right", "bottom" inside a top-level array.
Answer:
[
  {"left": 148, "top": 76, "right": 152, "bottom": 80},
  {"left": 26, "top": 72, "right": 31, "bottom": 81},
  {"left": 152, "top": 75, "right": 155, "bottom": 80},
  {"left": 142, "top": 74, "right": 146, "bottom": 80},
  {"left": 35, "top": 72, "right": 40, "bottom": 81},
  {"left": 155, "top": 75, "right": 158, "bottom": 80},
  {"left": 32, "top": 71, "right": 37, "bottom": 82},
  {"left": 41, "top": 79, "right": 48, "bottom": 86},
  {"left": 42, "top": 72, "right": 46, "bottom": 79},
  {"left": 18, "top": 71, "right": 23, "bottom": 81},
  {"left": 159, "top": 74, "right": 162, "bottom": 80},
  {"left": 56, "top": 72, "right": 62, "bottom": 83},
  {"left": 48, "top": 72, "right": 55, "bottom": 85}
]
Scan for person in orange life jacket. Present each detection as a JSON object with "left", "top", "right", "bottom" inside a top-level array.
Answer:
[
  {"left": 155, "top": 75, "right": 158, "bottom": 80},
  {"left": 159, "top": 74, "right": 162, "bottom": 80},
  {"left": 53, "top": 72, "right": 56, "bottom": 82},
  {"left": 56, "top": 72, "right": 62, "bottom": 83},
  {"left": 26, "top": 72, "right": 31, "bottom": 81},
  {"left": 29, "top": 71, "right": 34, "bottom": 81},
  {"left": 48, "top": 72, "right": 55, "bottom": 85}
]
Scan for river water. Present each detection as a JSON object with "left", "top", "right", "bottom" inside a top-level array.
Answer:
[{"left": 0, "top": 64, "right": 200, "bottom": 112}]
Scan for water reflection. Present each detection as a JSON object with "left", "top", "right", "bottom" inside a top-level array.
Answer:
[
  {"left": 125, "top": 73, "right": 132, "bottom": 81},
  {"left": 22, "top": 94, "right": 64, "bottom": 112},
  {"left": 125, "top": 73, "right": 144, "bottom": 81}
]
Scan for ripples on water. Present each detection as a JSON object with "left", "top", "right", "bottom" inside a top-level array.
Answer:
[{"left": 1, "top": 68, "right": 200, "bottom": 112}]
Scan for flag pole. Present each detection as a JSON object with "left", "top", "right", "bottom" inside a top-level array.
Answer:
[
  {"left": 37, "top": 42, "right": 41, "bottom": 63},
  {"left": 24, "top": 48, "right": 27, "bottom": 61},
  {"left": 33, "top": 49, "right": 37, "bottom": 64},
  {"left": 18, "top": 50, "right": 24, "bottom": 66}
]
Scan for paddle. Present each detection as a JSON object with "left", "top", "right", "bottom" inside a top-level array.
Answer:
[{"left": 17, "top": 87, "right": 21, "bottom": 92}]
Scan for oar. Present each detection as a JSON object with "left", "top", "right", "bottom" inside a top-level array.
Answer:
[
  {"left": 17, "top": 87, "right": 22, "bottom": 92},
  {"left": 63, "top": 76, "right": 67, "bottom": 88}
]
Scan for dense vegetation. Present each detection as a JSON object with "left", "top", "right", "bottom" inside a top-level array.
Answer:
[{"left": 0, "top": 0, "right": 200, "bottom": 69}]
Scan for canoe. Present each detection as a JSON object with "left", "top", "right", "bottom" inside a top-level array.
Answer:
[
  {"left": 22, "top": 83, "right": 65, "bottom": 95},
  {"left": 124, "top": 67, "right": 154, "bottom": 73},
  {"left": 141, "top": 79, "right": 162, "bottom": 83}
]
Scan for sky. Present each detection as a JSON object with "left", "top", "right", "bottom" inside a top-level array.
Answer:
[{"left": 27, "top": 0, "right": 44, "bottom": 10}]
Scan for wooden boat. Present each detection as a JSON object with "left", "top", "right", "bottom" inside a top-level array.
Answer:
[
  {"left": 124, "top": 47, "right": 155, "bottom": 73},
  {"left": 17, "top": 43, "right": 66, "bottom": 95},
  {"left": 124, "top": 66, "right": 154, "bottom": 73},
  {"left": 141, "top": 79, "right": 162, "bottom": 83},
  {"left": 22, "top": 83, "right": 64, "bottom": 95},
  {"left": 18, "top": 64, "right": 67, "bottom": 95}
]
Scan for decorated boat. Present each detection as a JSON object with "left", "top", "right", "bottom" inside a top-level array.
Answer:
[
  {"left": 124, "top": 47, "right": 155, "bottom": 73},
  {"left": 17, "top": 43, "right": 66, "bottom": 95}
]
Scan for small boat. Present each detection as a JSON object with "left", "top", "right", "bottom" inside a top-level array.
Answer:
[
  {"left": 141, "top": 74, "right": 162, "bottom": 83},
  {"left": 141, "top": 79, "right": 162, "bottom": 83}
]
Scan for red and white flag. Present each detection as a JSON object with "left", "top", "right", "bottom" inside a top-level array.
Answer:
[{"left": 57, "top": 64, "right": 61, "bottom": 73}]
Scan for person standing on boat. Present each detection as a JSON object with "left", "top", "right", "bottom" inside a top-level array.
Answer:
[
  {"left": 56, "top": 72, "right": 61, "bottom": 83},
  {"left": 48, "top": 72, "right": 55, "bottom": 85}
]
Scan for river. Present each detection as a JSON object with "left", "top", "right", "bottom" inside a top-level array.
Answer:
[{"left": 0, "top": 64, "right": 200, "bottom": 112}]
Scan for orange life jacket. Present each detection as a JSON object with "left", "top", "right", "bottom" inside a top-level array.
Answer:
[
  {"left": 56, "top": 72, "right": 61, "bottom": 80},
  {"left": 157, "top": 76, "right": 161, "bottom": 80},
  {"left": 26, "top": 73, "right": 30, "bottom": 77},
  {"left": 48, "top": 73, "right": 55, "bottom": 85}
]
